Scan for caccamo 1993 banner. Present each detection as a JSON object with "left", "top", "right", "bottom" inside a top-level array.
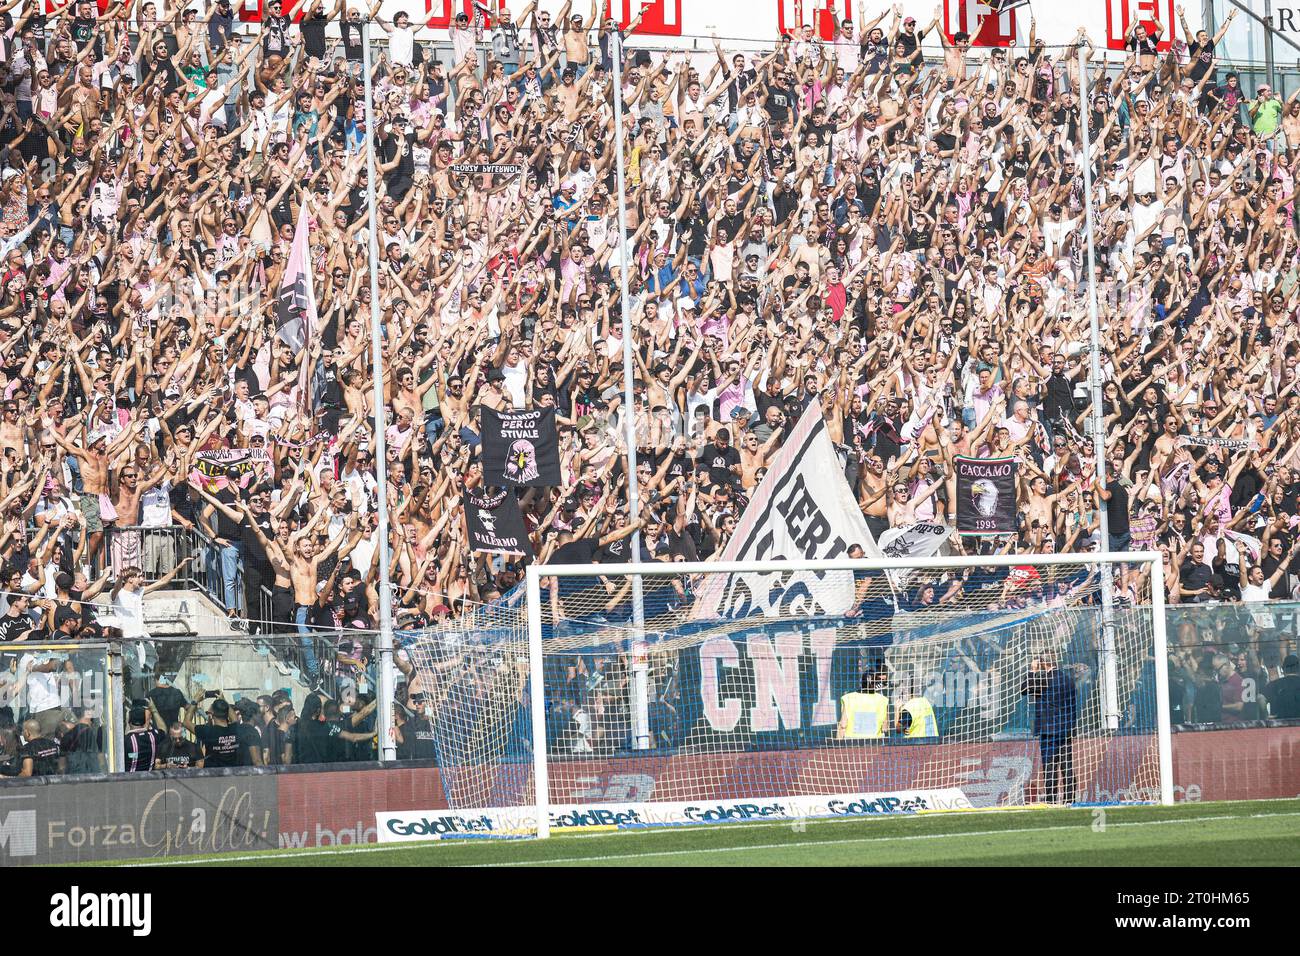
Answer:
[{"left": 955, "top": 457, "right": 1018, "bottom": 536}]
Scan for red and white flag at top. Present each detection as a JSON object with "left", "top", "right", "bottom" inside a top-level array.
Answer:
[{"left": 274, "top": 202, "right": 318, "bottom": 405}]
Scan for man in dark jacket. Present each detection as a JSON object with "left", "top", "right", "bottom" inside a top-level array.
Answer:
[
  {"left": 294, "top": 693, "right": 344, "bottom": 765},
  {"left": 1020, "top": 653, "right": 1079, "bottom": 804}
]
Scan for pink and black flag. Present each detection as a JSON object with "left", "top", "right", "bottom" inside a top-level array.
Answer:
[{"left": 275, "top": 203, "right": 318, "bottom": 402}]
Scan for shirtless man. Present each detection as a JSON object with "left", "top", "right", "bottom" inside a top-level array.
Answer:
[
  {"left": 290, "top": 521, "right": 363, "bottom": 681},
  {"left": 738, "top": 426, "right": 782, "bottom": 490},
  {"left": 237, "top": 499, "right": 295, "bottom": 624},
  {"left": 1125, "top": 14, "right": 1164, "bottom": 75},
  {"left": 1021, "top": 473, "right": 1068, "bottom": 539},
  {"left": 562, "top": 0, "right": 596, "bottom": 74},
  {"left": 51, "top": 421, "right": 143, "bottom": 568},
  {"left": 554, "top": 65, "right": 589, "bottom": 123},
  {"left": 858, "top": 452, "right": 890, "bottom": 544},
  {"left": 1151, "top": 411, "right": 1182, "bottom": 476},
  {"left": 109, "top": 455, "right": 170, "bottom": 573},
  {"left": 435, "top": 368, "right": 474, "bottom": 434},
  {"left": 940, "top": 27, "right": 969, "bottom": 84},
  {"left": 0, "top": 399, "right": 28, "bottom": 455}
]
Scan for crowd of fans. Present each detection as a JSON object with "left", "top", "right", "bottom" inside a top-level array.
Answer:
[{"left": 0, "top": 1, "right": 1298, "bottom": 774}]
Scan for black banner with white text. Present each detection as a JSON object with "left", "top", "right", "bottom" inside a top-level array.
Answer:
[
  {"left": 480, "top": 407, "right": 562, "bottom": 487},
  {"left": 955, "top": 457, "right": 1018, "bottom": 535},
  {"left": 464, "top": 487, "right": 534, "bottom": 557}
]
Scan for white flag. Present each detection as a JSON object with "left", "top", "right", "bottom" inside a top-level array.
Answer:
[{"left": 694, "top": 403, "right": 882, "bottom": 620}]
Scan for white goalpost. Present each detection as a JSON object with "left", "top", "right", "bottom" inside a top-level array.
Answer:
[{"left": 396, "top": 551, "right": 1172, "bottom": 841}]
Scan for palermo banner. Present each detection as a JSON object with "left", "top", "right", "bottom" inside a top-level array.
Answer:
[
  {"left": 955, "top": 457, "right": 1018, "bottom": 536},
  {"left": 464, "top": 487, "right": 534, "bottom": 558},
  {"left": 693, "top": 404, "right": 882, "bottom": 620},
  {"left": 480, "top": 407, "right": 561, "bottom": 487}
]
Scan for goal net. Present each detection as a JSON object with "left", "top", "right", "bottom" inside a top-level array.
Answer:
[{"left": 398, "top": 553, "right": 1171, "bottom": 839}]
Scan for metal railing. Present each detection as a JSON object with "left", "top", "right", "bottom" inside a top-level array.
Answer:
[{"left": 101, "top": 524, "right": 208, "bottom": 592}]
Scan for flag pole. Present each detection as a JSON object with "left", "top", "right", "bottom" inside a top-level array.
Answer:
[
  {"left": 1078, "top": 41, "right": 1120, "bottom": 731},
  {"left": 611, "top": 28, "right": 650, "bottom": 750},
  {"left": 363, "top": 21, "right": 397, "bottom": 762}
]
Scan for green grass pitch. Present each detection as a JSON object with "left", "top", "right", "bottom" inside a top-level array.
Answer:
[{"left": 105, "top": 799, "right": 1300, "bottom": 867}]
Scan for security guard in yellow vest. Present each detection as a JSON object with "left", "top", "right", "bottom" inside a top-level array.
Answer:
[
  {"left": 897, "top": 693, "right": 938, "bottom": 739},
  {"left": 837, "top": 668, "right": 890, "bottom": 740}
]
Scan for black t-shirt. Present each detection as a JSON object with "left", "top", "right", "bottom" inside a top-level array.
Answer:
[
  {"left": 20, "top": 736, "right": 62, "bottom": 775},
  {"left": 704, "top": 442, "right": 741, "bottom": 486},
  {"left": 1194, "top": 678, "right": 1222, "bottom": 722},
  {"left": 194, "top": 722, "right": 240, "bottom": 767},
  {"left": 767, "top": 84, "right": 796, "bottom": 123},
  {"left": 262, "top": 721, "right": 292, "bottom": 765},
  {"left": 896, "top": 28, "right": 926, "bottom": 66},
  {"left": 1213, "top": 553, "right": 1241, "bottom": 603},
  {"left": 270, "top": 190, "right": 296, "bottom": 230},
  {"left": 71, "top": 16, "right": 100, "bottom": 56},
  {"left": 870, "top": 415, "right": 903, "bottom": 465},
  {"left": 1180, "top": 561, "right": 1213, "bottom": 597},
  {"left": 724, "top": 66, "right": 757, "bottom": 112},
  {"left": 169, "top": 480, "right": 197, "bottom": 525},
  {"left": 1264, "top": 674, "right": 1300, "bottom": 718},
  {"left": 147, "top": 685, "right": 187, "bottom": 727},
  {"left": 380, "top": 127, "right": 417, "bottom": 183},
  {"left": 148, "top": 55, "right": 181, "bottom": 94},
  {"left": 241, "top": 509, "right": 274, "bottom": 572},
  {"left": 1187, "top": 40, "right": 1216, "bottom": 82},
  {"left": 301, "top": 13, "right": 328, "bottom": 60},
  {"left": 772, "top": 183, "right": 798, "bottom": 225},
  {"left": 662, "top": 451, "right": 692, "bottom": 483},
  {"left": 781, "top": 274, "right": 812, "bottom": 297},
  {"left": 767, "top": 139, "right": 795, "bottom": 173},
  {"left": 553, "top": 537, "right": 597, "bottom": 566},
  {"left": 319, "top": 363, "right": 344, "bottom": 408},
  {"left": 675, "top": 215, "right": 709, "bottom": 260},
  {"left": 212, "top": 488, "right": 244, "bottom": 541},
  {"left": 159, "top": 736, "right": 201, "bottom": 769},
  {"left": 341, "top": 20, "right": 365, "bottom": 61},
  {"left": 0, "top": 612, "right": 32, "bottom": 643},
  {"left": 1126, "top": 34, "right": 1159, "bottom": 57},
  {"left": 717, "top": 211, "right": 744, "bottom": 241},
  {"left": 234, "top": 721, "right": 262, "bottom": 765},
  {"left": 598, "top": 535, "right": 631, "bottom": 563},
  {"left": 124, "top": 727, "right": 163, "bottom": 772},
  {"left": 294, "top": 717, "right": 343, "bottom": 764},
  {"left": 1105, "top": 481, "right": 1130, "bottom": 536},
  {"left": 396, "top": 716, "right": 437, "bottom": 760}
]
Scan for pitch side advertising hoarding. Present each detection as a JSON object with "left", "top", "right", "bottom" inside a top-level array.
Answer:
[
  {"left": 375, "top": 788, "right": 976, "bottom": 841},
  {"left": 0, "top": 774, "right": 278, "bottom": 866},
  {"left": 1, "top": 725, "right": 1294, "bottom": 863}
]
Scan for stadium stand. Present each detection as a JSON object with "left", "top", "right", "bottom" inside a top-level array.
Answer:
[{"left": 0, "top": 1, "right": 1296, "bottom": 776}]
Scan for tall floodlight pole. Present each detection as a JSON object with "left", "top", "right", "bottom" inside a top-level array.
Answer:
[
  {"left": 363, "top": 22, "right": 397, "bottom": 760},
  {"left": 1078, "top": 43, "right": 1120, "bottom": 731},
  {"left": 612, "top": 29, "right": 650, "bottom": 750}
]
